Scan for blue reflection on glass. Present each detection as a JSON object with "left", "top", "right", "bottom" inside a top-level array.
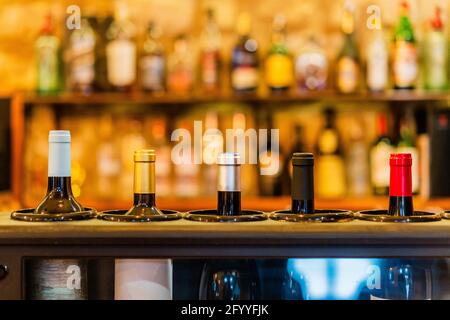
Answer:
[{"left": 287, "top": 258, "right": 381, "bottom": 300}]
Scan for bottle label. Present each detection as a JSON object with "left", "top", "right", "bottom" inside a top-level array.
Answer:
[
  {"left": 295, "top": 52, "right": 328, "bottom": 90},
  {"left": 106, "top": 39, "right": 137, "bottom": 87},
  {"left": 168, "top": 68, "right": 192, "bottom": 93},
  {"left": 140, "top": 55, "right": 165, "bottom": 91},
  {"left": 231, "top": 66, "right": 258, "bottom": 90},
  {"left": 426, "top": 34, "right": 447, "bottom": 88},
  {"left": 393, "top": 41, "right": 417, "bottom": 88},
  {"left": 201, "top": 51, "right": 219, "bottom": 87},
  {"left": 70, "top": 37, "right": 95, "bottom": 87},
  {"left": 318, "top": 130, "right": 338, "bottom": 154},
  {"left": 370, "top": 142, "right": 394, "bottom": 189},
  {"left": 337, "top": 57, "right": 358, "bottom": 93},
  {"left": 38, "top": 42, "right": 59, "bottom": 91},
  {"left": 265, "top": 54, "right": 293, "bottom": 88},
  {"left": 367, "top": 40, "right": 388, "bottom": 91}
]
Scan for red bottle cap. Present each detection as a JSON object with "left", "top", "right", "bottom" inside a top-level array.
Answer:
[
  {"left": 431, "top": 7, "right": 443, "bottom": 30},
  {"left": 389, "top": 153, "right": 412, "bottom": 196}
]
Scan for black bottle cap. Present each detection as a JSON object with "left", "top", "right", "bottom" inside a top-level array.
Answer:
[{"left": 292, "top": 153, "right": 314, "bottom": 166}]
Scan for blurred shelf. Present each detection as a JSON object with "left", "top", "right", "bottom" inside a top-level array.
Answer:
[
  {"left": 78, "top": 196, "right": 450, "bottom": 213},
  {"left": 18, "top": 90, "right": 450, "bottom": 106}
]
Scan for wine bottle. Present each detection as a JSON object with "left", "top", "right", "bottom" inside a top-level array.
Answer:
[
  {"left": 392, "top": 1, "right": 417, "bottom": 90},
  {"left": 231, "top": 12, "right": 259, "bottom": 93},
  {"left": 167, "top": 34, "right": 194, "bottom": 94},
  {"left": 315, "top": 107, "right": 346, "bottom": 198},
  {"left": 140, "top": 21, "right": 166, "bottom": 93},
  {"left": 291, "top": 153, "right": 314, "bottom": 214},
  {"left": 424, "top": 6, "right": 448, "bottom": 91},
  {"left": 265, "top": 14, "right": 294, "bottom": 92},
  {"left": 217, "top": 152, "right": 241, "bottom": 216},
  {"left": 366, "top": 19, "right": 388, "bottom": 92},
  {"left": 36, "top": 13, "right": 61, "bottom": 95},
  {"left": 106, "top": 1, "right": 137, "bottom": 92},
  {"left": 35, "top": 130, "right": 83, "bottom": 214},
  {"left": 295, "top": 35, "right": 328, "bottom": 91},
  {"left": 199, "top": 8, "right": 222, "bottom": 93},
  {"left": 125, "top": 149, "right": 163, "bottom": 216},
  {"left": 336, "top": 2, "right": 360, "bottom": 94},
  {"left": 66, "top": 17, "right": 96, "bottom": 94},
  {"left": 388, "top": 153, "right": 414, "bottom": 216}
]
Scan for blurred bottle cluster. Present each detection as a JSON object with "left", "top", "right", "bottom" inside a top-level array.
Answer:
[{"left": 31, "top": 0, "right": 449, "bottom": 96}]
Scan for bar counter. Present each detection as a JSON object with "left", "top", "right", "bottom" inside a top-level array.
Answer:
[{"left": 1, "top": 213, "right": 449, "bottom": 257}]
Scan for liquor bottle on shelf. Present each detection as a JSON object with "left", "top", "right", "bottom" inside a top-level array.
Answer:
[
  {"left": 199, "top": 8, "right": 222, "bottom": 93},
  {"left": 336, "top": 2, "right": 360, "bottom": 94},
  {"left": 346, "top": 118, "right": 370, "bottom": 197},
  {"left": 392, "top": 1, "right": 417, "bottom": 90},
  {"left": 396, "top": 109, "right": 419, "bottom": 194},
  {"left": 370, "top": 112, "right": 394, "bottom": 196},
  {"left": 35, "top": 131, "right": 83, "bottom": 214},
  {"left": 231, "top": 12, "right": 259, "bottom": 94},
  {"left": 295, "top": 35, "right": 328, "bottom": 91},
  {"left": 366, "top": 17, "right": 388, "bottom": 92},
  {"left": 167, "top": 34, "right": 194, "bottom": 95},
  {"left": 424, "top": 6, "right": 448, "bottom": 91},
  {"left": 265, "top": 14, "right": 294, "bottom": 92},
  {"left": 106, "top": 1, "right": 137, "bottom": 92},
  {"left": 66, "top": 17, "right": 96, "bottom": 94},
  {"left": 140, "top": 21, "right": 166, "bottom": 94},
  {"left": 36, "top": 14, "right": 61, "bottom": 95},
  {"left": 315, "top": 107, "right": 346, "bottom": 198}
]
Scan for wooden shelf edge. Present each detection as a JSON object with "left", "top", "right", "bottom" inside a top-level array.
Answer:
[{"left": 17, "top": 90, "right": 450, "bottom": 105}]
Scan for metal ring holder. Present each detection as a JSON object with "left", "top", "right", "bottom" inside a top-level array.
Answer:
[
  {"left": 270, "top": 209, "right": 353, "bottom": 223},
  {"left": 184, "top": 209, "right": 267, "bottom": 223},
  {"left": 97, "top": 209, "right": 182, "bottom": 222},
  {"left": 10, "top": 208, "right": 97, "bottom": 222},
  {"left": 355, "top": 209, "right": 441, "bottom": 223},
  {"left": 440, "top": 210, "right": 450, "bottom": 220}
]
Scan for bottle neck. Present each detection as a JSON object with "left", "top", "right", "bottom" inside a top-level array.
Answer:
[
  {"left": 47, "top": 177, "right": 74, "bottom": 196},
  {"left": 291, "top": 164, "right": 314, "bottom": 214},
  {"left": 133, "top": 193, "right": 156, "bottom": 207},
  {"left": 134, "top": 161, "right": 155, "bottom": 194},
  {"left": 389, "top": 164, "right": 413, "bottom": 216},
  {"left": 217, "top": 164, "right": 241, "bottom": 215},
  {"left": 48, "top": 141, "right": 71, "bottom": 178}
]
